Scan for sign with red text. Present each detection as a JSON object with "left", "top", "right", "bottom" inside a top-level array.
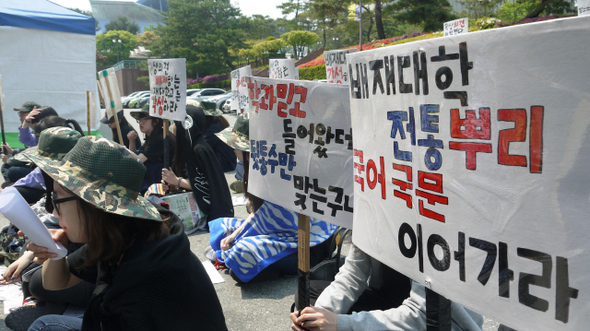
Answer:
[
  {"left": 247, "top": 77, "right": 353, "bottom": 228},
  {"left": 230, "top": 65, "right": 252, "bottom": 111},
  {"left": 148, "top": 58, "right": 186, "bottom": 121},
  {"left": 444, "top": 18, "right": 468, "bottom": 36},
  {"left": 348, "top": 16, "right": 590, "bottom": 330},
  {"left": 269, "top": 59, "right": 298, "bottom": 80},
  {"left": 324, "top": 49, "right": 357, "bottom": 84}
]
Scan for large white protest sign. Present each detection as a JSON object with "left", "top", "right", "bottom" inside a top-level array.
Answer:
[
  {"left": 248, "top": 77, "right": 353, "bottom": 228},
  {"left": 230, "top": 65, "right": 252, "bottom": 111},
  {"left": 444, "top": 18, "right": 469, "bottom": 36},
  {"left": 269, "top": 59, "right": 298, "bottom": 80},
  {"left": 97, "top": 68, "right": 122, "bottom": 116},
  {"left": 578, "top": 0, "right": 590, "bottom": 16},
  {"left": 148, "top": 59, "right": 186, "bottom": 121},
  {"left": 347, "top": 16, "right": 590, "bottom": 330},
  {"left": 324, "top": 49, "right": 357, "bottom": 84}
]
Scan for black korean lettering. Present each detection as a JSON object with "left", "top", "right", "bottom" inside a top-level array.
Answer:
[
  {"left": 369, "top": 59, "right": 384, "bottom": 95},
  {"left": 397, "top": 55, "right": 412, "bottom": 94},
  {"left": 413, "top": 50, "right": 428, "bottom": 95},
  {"left": 517, "top": 248, "right": 551, "bottom": 313},
  {"left": 454, "top": 232, "right": 465, "bottom": 282},
  {"left": 435, "top": 67, "right": 453, "bottom": 90},
  {"left": 384, "top": 55, "right": 396, "bottom": 95},
  {"left": 498, "top": 242, "right": 513, "bottom": 298},
  {"left": 459, "top": 42, "right": 473, "bottom": 86},
  {"left": 427, "top": 234, "right": 450, "bottom": 272},
  {"left": 443, "top": 91, "right": 468, "bottom": 106},
  {"left": 469, "top": 238, "right": 497, "bottom": 285},
  {"left": 555, "top": 256, "right": 578, "bottom": 323},
  {"left": 418, "top": 224, "right": 424, "bottom": 272},
  {"left": 348, "top": 63, "right": 369, "bottom": 99},
  {"left": 398, "top": 223, "right": 417, "bottom": 258}
]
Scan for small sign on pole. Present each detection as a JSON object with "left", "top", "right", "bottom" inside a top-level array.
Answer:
[
  {"left": 444, "top": 18, "right": 469, "bottom": 36},
  {"left": 230, "top": 65, "right": 252, "bottom": 114},
  {"left": 269, "top": 59, "right": 298, "bottom": 80},
  {"left": 324, "top": 49, "right": 357, "bottom": 84},
  {"left": 97, "top": 68, "right": 123, "bottom": 144},
  {"left": 147, "top": 58, "right": 187, "bottom": 122}
]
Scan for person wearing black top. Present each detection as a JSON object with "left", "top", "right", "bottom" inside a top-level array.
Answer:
[{"left": 100, "top": 110, "right": 140, "bottom": 149}]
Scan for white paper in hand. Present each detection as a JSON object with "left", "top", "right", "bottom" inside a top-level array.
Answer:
[{"left": 0, "top": 187, "right": 67, "bottom": 259}]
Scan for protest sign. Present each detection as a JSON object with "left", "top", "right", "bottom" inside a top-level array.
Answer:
[
  {"left": 247, "top": 77, "right": 353, "bottom": 228},
  {"left": 269, "top": 59, "right": 299, "bottom": 80},
  {"left": 230, "top": 65, "right": 252, "bottom": 112},
  {"left": 579, "top": 0, "right": 590, "bottom": 16},
  {"left": 161, "top": 192, "right": 205, "bottom": 234},
  {"left": 148, "top": 59, "right": 187, "bottom": 121},
  {"left": 97, "top": 68, "right": 122, "bottom": 115},
  {"left": 347, "top": 16, "right": 590, "bottom": 330},
  {"left": 324, "top": 49, "right": 357, "bottom": 84},
  {"left": 444, "top": 18, "right": 469, "bottom": 36}
]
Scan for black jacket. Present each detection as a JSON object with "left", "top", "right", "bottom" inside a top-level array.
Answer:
[
  {"left": 68, "top": 208, "right": 227, "bottom": 330},
  {"left": 176, "top": 107, "right": 234, "bottom": 222}
]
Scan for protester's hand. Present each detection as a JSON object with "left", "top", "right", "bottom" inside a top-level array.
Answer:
[
  {"left": 1, "top": 153, "right": 9, "bottom": 163},
  {"left": 23, "top": 108, "right": 40, "bottom": 128},
  {"left": 127, "top": 130, "right": 138, "bottom": 141},
  {"left": 161, "top": 167, "right": 178, "bottom": 185},
  {"left": 25, "top": 229, "right": 69, "bottom": 264},
  {"left": 2, "top": 143, "right": 13, "bottom": 156},
  {"left": 0, "top": 251, "right": 34, "bottom": 285},
  {"left": 220, "top": 233, "right": 237, "bottom": 251},
  {"left": 291, "top": 306, "right": 338, "bottom": 331},
  {"left": 161, "top": 180, "right": 170, "bottom": 192}
]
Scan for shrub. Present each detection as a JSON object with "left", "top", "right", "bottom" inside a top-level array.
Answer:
[{"left": 298, "top": 64, "right": 327, "bottom": 81}]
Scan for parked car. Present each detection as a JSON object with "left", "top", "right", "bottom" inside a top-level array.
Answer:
[
  {"left": 222, "top": 99, "right": 231, "bottom": 113},
  {"left": 187, "top": 88, "right": 201, "bottom": 96},
  {"left": 124, "top": 91, "right": 150, "bottom": 108},
  {"left": 186, "top": 88, "right": 227, "bottom": 103},
  {"left": 137, "top": 94, "right": 151, "bottom": 109},
  {"left": 204, "top": 92, "right": 232, "bottom": 111}
]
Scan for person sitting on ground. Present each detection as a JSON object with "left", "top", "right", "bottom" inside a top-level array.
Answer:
[
  {"left": 207, "top": 116, "right": 337, "bottom": 283},
  {"left": 11, "top": 101, "right": 41, "bottom": 148},
  {"left": 161, "top": 105, "right": 233, "bottom": 225},
  {"left": 1, "top": 127, "right": 95, "bottom": 331},
  {"left": 18, "top": 106, "right": 58, "bottom": 147},
  {"left": 193, "top": 100, "right": 237, "bottom": 173},
  {"left": 100, "top": 109, "right": 140, "bottom": 149},
  {"left": 127, "top": 104, "right": 175, "bottom": 194},
  {"left": 25, "top": 136, "right": 228, "bottom": 331},
  {"left": 290, "top": 243, "right": 484, "bottom": 331},
  {"left": 9, "top": 116, "right": 85, "bottom": 204}
]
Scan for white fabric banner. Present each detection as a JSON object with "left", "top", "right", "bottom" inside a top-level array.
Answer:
[
  {"left": 578, "top": 0, "right": 590, "bottom": 16},
  {"left": 248, "top": 77, "right": 353, "bottom": 228},
  {"left": 148, "top": 58, "right": 187, "bottom": 121},
  {"left": 324, "top": 49, "right": 357, "bottom": 84},
  {"left": 269, "top": 59, "right": 298, "bottom": 80},
  {"left": 347, "top": 16, "right": 590, "bottom": 330},
  {"left": 98, "top": 68, "right": 122, "bottom": 118},
  {"left": 0, "top": 27, "right": 99, "bottom": 132},
  {"left": 230, "top": 65, "right": 252, "bottom": 111}
]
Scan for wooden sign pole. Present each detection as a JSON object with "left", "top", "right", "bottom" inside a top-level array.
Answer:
[
  {"left": 101, "top": 71, "right": 124, "bottom": 144},
  {"left": 163, "top": 119, "right": 169, "bottom": 170},
  {"left": 86, "top": 91, "right": 91, "bottom": 136},
  {"left": 297, "top": 213, "right": 311, "bottom": 312}
]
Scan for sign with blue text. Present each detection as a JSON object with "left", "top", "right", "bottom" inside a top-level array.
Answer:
[
  {"left": 348, "top": 16, "right": 590, "bottom": 330},
  {"left": 247, "top": 77, "right": 353, "bottom": 228}
]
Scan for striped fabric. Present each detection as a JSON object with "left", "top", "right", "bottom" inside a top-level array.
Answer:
[{"left": 209, "top": 201, "right": 337, "bottom": 282}]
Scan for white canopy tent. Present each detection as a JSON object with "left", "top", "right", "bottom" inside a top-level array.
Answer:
[{"left": 0, "top": 0, "right": 99, "bottom": 134}]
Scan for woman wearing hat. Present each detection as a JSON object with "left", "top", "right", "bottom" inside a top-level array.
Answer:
[
  {"left": 25, "top": 136, "right": 227, "bottom": 330},
  {"left": 100, "top": 110, "right": 140, "bottom": 149},
  {"left": 207, "top": 116, "right": 336, "bottom": 283},
  {"left": 128, "top": 104, "right": 175, "bottom": 194},
  {"left": 193, "top": 100, "right": 237, "bottom": 172},
  {"left": 161, "top": 105, "right": 234, "bottom": 225}
]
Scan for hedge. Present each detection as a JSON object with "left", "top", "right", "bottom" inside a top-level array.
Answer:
[
  {"left": 189, "top": 79, "right": 231, "bottom": 89},
  {"left": 298, "top": 64, "right": 327, "bottom": 81}
]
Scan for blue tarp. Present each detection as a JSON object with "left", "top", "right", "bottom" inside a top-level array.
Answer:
[{"left": 0, "top": 0, "right": 95, "bottom": 35}]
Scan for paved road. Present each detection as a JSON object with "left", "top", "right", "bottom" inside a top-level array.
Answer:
[{"left": 0, "top": 110, "right": 503, "bottom": 330}]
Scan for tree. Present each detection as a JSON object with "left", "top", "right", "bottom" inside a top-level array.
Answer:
[
  {"left": 391, "top": 0, "right": 456, "bottom": 32},
  {"left": 96, "top": 30, "right": 138, "bottom": 65},
  {"left": 308, "top": 0, "right": 349, "bottom": 48},
  {"left": 153, "top": 0, "right": 248, "bottom": 77},
  {"left": 281, "top": 30, "right": 319, "bottom": 59},
  {"left": 375, "top": 0, "right": 386, "bottom": 40},
  {"left": 458, "top": 0, "right": 504, "bottom": 20},
  {"left": 105, "top": 16, "right": 141, "bottom": 35},
  {"left": 496, "top": 0, "right": 575, "bottom": 22}
]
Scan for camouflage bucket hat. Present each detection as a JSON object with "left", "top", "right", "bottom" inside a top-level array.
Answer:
[
  {"left": 21, "top": 127, "right": 82, "bottom": 166},
  {"left": 32, "top": 136, "right": 162, "bottom": 222},
  {"left": 215, "top": 115, "right": 249, "bottom": 151},
  {"left": 14, "top": 101, "right": 41, "bottom": 113},
  {"left": 130, "top": 105, "right": 150, "bottom": 120},
  {"left": 194, "top": 100, "right": 223, "bottom": 116}
]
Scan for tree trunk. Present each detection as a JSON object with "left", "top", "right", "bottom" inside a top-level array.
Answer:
[{"left": 375, "top": 0, "right": 386, "bottom": 39}]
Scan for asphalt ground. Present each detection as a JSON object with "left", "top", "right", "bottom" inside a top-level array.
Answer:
[{"left": 0, "top": 111, "right": 503, "bottom": 330}]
